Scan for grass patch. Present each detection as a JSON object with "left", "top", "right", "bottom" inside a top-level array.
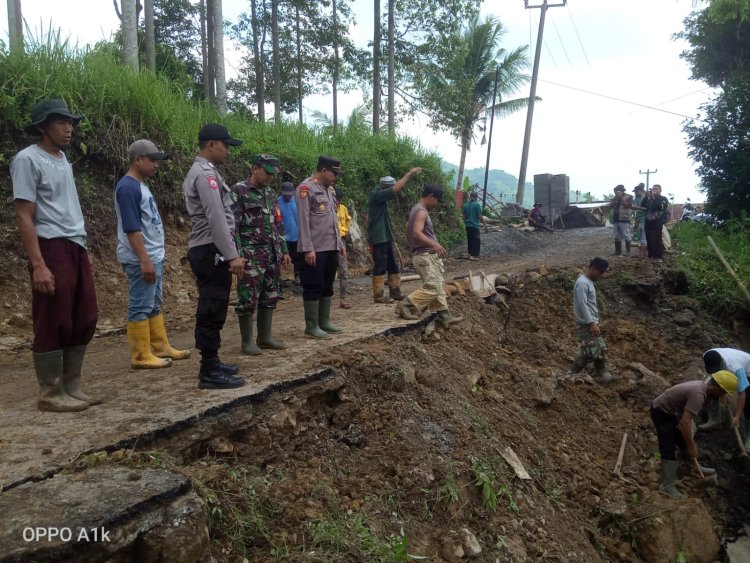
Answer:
[{"left": 672, "top": 220, "right": 750, "bottom": 316}]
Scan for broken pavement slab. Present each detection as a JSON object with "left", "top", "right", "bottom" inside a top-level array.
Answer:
[{"left": 0, "top": 466, "right": 209, "bottom": 563}]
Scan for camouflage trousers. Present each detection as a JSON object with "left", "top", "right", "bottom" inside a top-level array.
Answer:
[
  {"left": 235, "top": 250, "right": 281, "bottom": 316},
  {"left": 575, "top": 323, "right": 608, "bottom": 360}
]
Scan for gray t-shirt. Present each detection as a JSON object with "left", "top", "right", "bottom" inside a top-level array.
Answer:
[
  {"left": 573, "top": 274, "right": 598, "bottom": 325},
  {"left": 11, "top": 144, "right": 86, "bottom": 247},
  {"left": 653, "top": 380, "right": 708, "bottom": 417}
]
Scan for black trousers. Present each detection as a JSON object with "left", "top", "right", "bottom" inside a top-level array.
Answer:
[
  {"left": 287, "top": 240, "right": 300, "bottom": 278},
  {"left": 650, "top": 405, "right": 686, "bottom": 461},
  {"left": 466, "top": 226, "right": 480, "bottom": 257},
  {"left": 187, "top": 243, "right": 232, "bottom": 355},
  {"left": 299, "top": 250, "right": 338, "bottom": 301},
  {"left": 645, "top": 223, "right": 664, "bottom": 259},
  {"left": 372, "top": 242, "right": 399, "bottom": 276}
]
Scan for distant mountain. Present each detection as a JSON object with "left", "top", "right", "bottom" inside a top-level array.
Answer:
[{"left": 441, "top": 161, "right": 535, "bottom": 208}]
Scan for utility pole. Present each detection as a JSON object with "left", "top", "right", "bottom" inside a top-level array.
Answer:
[
  {"left": 482, "top": 67, "right": 500, "bottom": 213},
  {"left": 639, "top": 168, "right": 657, "bottom": 191},
  {"left": 516, "top": 0, "right": 566, "bottom": 205}
]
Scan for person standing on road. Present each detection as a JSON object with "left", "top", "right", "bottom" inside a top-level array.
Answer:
[
  {"left": 632, "top": 183, "right": 648, "bottom": 258},
  {"left": 335, "top": 188, "right": 352, "bottom": 309},
  {"left": 565, "top": 257, "right": 616, "bottom": 384},
  {"left": 396, "top": 186, "right": 464, "bottom": 328},
  {"left": 610, "top": 185, "right": 634, "bottom": 256},
  {"left": 462, "top": 192, "right": 486, "bottom": 260},
  {"left": 698, "top": 349, "right": 750, "bottom": 445},
  {"left": 644, "top": 184, "right": 670, "bottom": 260},
  {"left": 11, "top": 99, "right": 99, "bottom": 412},
  {"left": 183, "top": 124, "right": 246, "bottom": 390},
  {"left": 367, "top": 168, "right": 423, "bottom": 303},
  {"left": 115, "top": 139, "right": 190, "bottom": 370},
  {"left": 231, "top": 154, "right": 291, "bottom": 356},
  {"left": 650, "top": 372, "right": 736, "bottom": 497},
  {"left": 278, "top": 181, "right": 300, "bottom": 284},
  {"left": 296, "top": 156, "right": 346, "bottom": 339}
]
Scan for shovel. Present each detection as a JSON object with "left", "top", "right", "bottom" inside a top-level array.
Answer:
[
  {"left": 734, "top": 427, "right": 749, "bottom": 458},
  {"left": 692, "top": 458, "right": 719, "bottom": 487}
]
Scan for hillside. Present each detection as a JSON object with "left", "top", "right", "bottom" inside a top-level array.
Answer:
[{"left": 441, "top": 161, "right": 535, "bottom": 207}]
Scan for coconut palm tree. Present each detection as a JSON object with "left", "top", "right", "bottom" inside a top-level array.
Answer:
[{"left": 423, "top": 15, "right": 531, "bottom": 191}]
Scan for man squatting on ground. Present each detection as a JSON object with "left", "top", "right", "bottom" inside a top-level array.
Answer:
[
  {"left": 367, "top": 167, "right": 423, "bottom": 304},
  {"left": 295, "top": 156, "right": 346, "bottom": 340},
  {"left": 183, "top": 124, "right": 247, "bottom": 390},
  {"left": 12, "top": 99, "right": 99, "bottom": 412},
  {"left": 651, "top": 371, "right": 737, "bottom": 497},
  {"left": 566, "top": 257, "right": 616, "bottom": 384},
  {"left": 231, "top": 154, "right": 291, "bottom": 356},
  {"left": 699, "top": 349, "right": 750, "bottom": 450},
  {"left": 610, "top": 184, "right": 634, "bottom": 256},
  {"left": 115, "top": 139, "right": 190, "bottom": 370},
  {"left": 396, "top": 186, "right": 464, "bottom": 328}
]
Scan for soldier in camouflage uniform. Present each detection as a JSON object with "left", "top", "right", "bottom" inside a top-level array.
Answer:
[{"left": 231, "top": 154, "right": 291, "bottom": 355}]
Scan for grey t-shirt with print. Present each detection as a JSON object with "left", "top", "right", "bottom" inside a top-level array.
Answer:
[{"left": 10, "top": 144, "right": 86, "bottom": 247}]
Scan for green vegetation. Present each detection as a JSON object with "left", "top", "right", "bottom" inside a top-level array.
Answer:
[
  {"left": 672, "top": 220, "right": 750, "bottom": 315},
  {"left": 0, "top": 33, "right": 463, "bottom": 245}
]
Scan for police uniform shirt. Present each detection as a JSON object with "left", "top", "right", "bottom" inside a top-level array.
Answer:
[
  {"left": 183, "top": 156, "right": 239, "bottom": 261},
  {"left": 295, "top": 176, "right": 343, "bottom": 254}
]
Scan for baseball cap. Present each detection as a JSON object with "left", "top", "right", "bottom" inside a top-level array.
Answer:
[
  {"left": 128, "top": 139, "right": 168, "bottom": 160},
  {"left": 280, "top": 182, "right": 295, "bottom": 194},
  {"left": 198, "top": 123, "right": 242, "bottom": 146},
  {"left": 614, "top": 185, "right": 625, "bottom": 193},
  {"left": 590, "top": 257, "right": 609, "bottom": 272},
  {"left": 252, "top": 153, "right": 280, "bottom": 174},
  {"left": 380, "top": 176, "right": 396, "bottom": 187}
]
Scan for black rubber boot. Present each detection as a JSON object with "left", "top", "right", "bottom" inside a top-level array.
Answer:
[
  {"left": 198, "top": 357, "right": 245, "bottom": 389},
  {"left": 612, "top": 240, "right": 622, "bottom": 256}
]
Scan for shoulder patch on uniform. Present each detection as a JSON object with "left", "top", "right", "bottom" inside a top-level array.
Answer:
[
  {"left": 207, "top": 176, "right": 220, "bottom": 190},
  {"left": 300, "top": 185, "right": 309, "bottom": 199}
]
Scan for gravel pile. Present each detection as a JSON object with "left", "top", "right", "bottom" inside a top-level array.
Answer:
[{"left": 452, "top": 228, "right": 545, "bottom": 258}]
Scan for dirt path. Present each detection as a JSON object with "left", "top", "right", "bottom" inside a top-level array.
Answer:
[{"left": 0, "top": 227, "right": 612, "bottom": 488}]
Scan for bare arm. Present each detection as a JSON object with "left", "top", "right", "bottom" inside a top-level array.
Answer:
[
  {"left": 392, "top": 167, "right": 423, "bottom": 194},
  {"left": 678, "top": 410, "right": 698, "bottom": 458},
  {"left": 411, "top": 209, "right": 446, "bottom": 257},
  {"left": 15, "top": 200, "right": 55, "bottom": 295},
  {"left": 735, "top": 390, "right": 746, "bottom": 428},
  {"left": 125, "top": 231, "right": 156, "bottom": 283}
]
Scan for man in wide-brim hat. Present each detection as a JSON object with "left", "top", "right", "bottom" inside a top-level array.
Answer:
[{"left": 11, "top": 99, "right": 99, "bottom": 412}]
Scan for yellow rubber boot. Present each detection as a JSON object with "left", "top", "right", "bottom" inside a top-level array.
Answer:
[
  {"left": 372, "top": 275, "right": 394, "bottom": 304},
  {"left": 148, "top": 313, "right": 191, "bottom": 360},
  {"left": 127, "top": 320, "right": 173, "bottom": 369}
]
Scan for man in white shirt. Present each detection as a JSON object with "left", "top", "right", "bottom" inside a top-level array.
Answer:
[{"left": 699, "top": 348, "right": 750, "bottom": 448}]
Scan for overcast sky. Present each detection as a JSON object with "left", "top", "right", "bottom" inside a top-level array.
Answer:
[{"left": 1, "top": 0, "right": 709, "bottom": 202}]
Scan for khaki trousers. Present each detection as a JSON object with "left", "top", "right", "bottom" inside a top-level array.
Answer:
[{"left": 407, "top": 253, "right": 448, "bottom": 313}]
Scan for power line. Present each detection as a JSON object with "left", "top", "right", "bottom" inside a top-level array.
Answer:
[
  {"left": 653, "top": 87, "right": 712, "bottom": 108},
  {"left": 566, "top": 4, "right": 591, "bottom": 71},
  {"left": 539, "top": 79, "right": 701, "bottom": 121},
  {"left": 532, "top": 13, "right": 559, "bottom": 71},
  {"left": 550, "top": 13, "right": 574, "bottom": 71}
]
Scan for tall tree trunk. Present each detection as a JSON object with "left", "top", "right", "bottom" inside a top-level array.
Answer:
[
  {"left": 200, "top": 0, "right": 211, "bottom": 99},
  {"left": 332, "top": 0, "right": 339, "bottom": 132},
  {"left": 295, "top": 4, "right": 303, "bottom": 123},
  {"left": 144, "top": 0, "right": 155, "bottom": 70},
  {"left": 250, "top": 0, "right": 265, "bottom": 122},
  {"left": 213, "top": 0, "right": 227, "bottom": 115},
  {"left": 7, "top": 0, "right": 23, "bottom": 52},
  {"left": 121, "top": 0, "right": 139, "bottom": 71},
  {"left": 206, "top": 0, "right": 217, "bottom": 101},
  {"left": 387, "top": 0, "right": 395, "bottom": 133},
  {"left": 272, "top": 0, "right": 281, "bottom": 122},
  {"left": 372, "top": 0, "right": 381, "bottom": 134},
  {"left": 455, "top": 129, "right": 470, "bottom": 192}
]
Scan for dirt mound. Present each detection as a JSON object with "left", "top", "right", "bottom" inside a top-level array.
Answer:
[{"left": 454, "top": 228, "right": 546, "bottom": 260}]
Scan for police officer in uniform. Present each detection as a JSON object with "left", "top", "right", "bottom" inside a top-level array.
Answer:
[
  {"left": 295, "top": 156, "right": 345, "bottom": 339},
  {"left": 183, "top": 124, "right": 246, "bottom": 389}
]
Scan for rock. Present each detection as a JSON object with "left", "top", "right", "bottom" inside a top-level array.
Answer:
[
  {"left": 619, "top": 363, "right": 669, "bottom": 408},
  {"left": 110, "top": 449, "right": 127, "bottom": 462},
  {"left": 525, "top": 271, "right": 542, "bottom": 283},
  {"left": 673, "top": 312, "right": 693, "bottom": 327},
  {"left": 460, "top": 528, "right": 482, "bottom": 558},
  {"left": 499, "top": 535, "right": 527, "bottom": 561},
  {"left": 634, "top": 498, "right": 720, "bottom": 563},
  {"left": 536, "top": 265, "right": 549, "bottom": 276},
  {"left": 0, "top": 336, "right": 28, "bottom": 351},
  {"left": 533, "top": 378, "right": 557, "bottom": 407},
  {"left": 440, "top": 536, "right": 465, "bottom": 560},
  {"left": 725, "top": 526, "right": 750, "bottom": 563},
  {"left": 495, "top": 274, "right": 510, "bottom": 286}
]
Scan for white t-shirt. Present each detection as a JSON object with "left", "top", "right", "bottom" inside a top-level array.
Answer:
[
  {"left": 708, "top": 348, "right": 750, "bottom": 393},
  {"left": 10, "top": 144, "right": 86, "bottom": 247}
]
